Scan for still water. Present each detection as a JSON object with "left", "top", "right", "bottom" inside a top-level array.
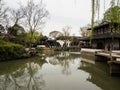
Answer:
[{"left": 0, "top": 51, "right": 120, "bottom": 90}]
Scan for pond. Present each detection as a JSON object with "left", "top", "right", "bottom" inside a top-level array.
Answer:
[{"left": 0, "top": 51, "right": 120, "bottom": 90}]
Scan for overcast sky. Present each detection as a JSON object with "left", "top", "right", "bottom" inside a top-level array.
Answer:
[{"left": 5, "top": 0, "right": 111, "bottom": 36}]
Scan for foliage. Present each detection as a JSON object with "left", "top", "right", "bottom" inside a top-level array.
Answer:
[
  {"left": 6, "top": 24, "right": 26, "bottom": 44},
  {"left": 103, "top": 6, "right": 120, "bottom": 23},
  {"left": 24, "top": 31, "right": 42, "bottom": 44},
  {"left": 91, "top": 0, "right": 95, "bottom": 41},
  {"left": 0, "top": 40, "right": 25, "bottom": 61},
  {"left": 7, "top": 24, "right": 25, "bottom": 36},
  {"left": 90, "top": 0, "right": 120, "bottom": 41},
  {"left": 90, "top": 0, "right": 101, "bottom": 40},
  {"left": 103, "top": 5, "right": 120, "bottom": 41},
  {"left": 35, "top": 47, "right": 43, "bottom": 52}
]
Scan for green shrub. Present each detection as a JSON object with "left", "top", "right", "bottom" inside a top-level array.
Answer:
[
  {"left": 35, "top": 47, "right": 43, "bottom": 52},
  {"left": 0, "top": 40, "right": 25, "bottom": 61}
]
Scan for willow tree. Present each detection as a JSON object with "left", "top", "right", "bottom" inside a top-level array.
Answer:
[
  {"left": 91, "top": 0, "right": 120, "bottom": 61},
  {"left": 90, "top": 0, "right": 100, "bottom": 42},
  {"left": 90, "top": 0, "right": 120, "bottom": 38},
  {"left": 103, "top": 6, "right": 120, "bottom": 22},
  {"left": 103, "top": 1, "right": 120, "bottom": 43}
]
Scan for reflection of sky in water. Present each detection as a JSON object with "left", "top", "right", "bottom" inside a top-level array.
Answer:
[
  {"left": 0, "top": 52, "right": 120, "bottom": 90},
  {"left": 41, "top": 57, "right": 101, "bottom": 90}
]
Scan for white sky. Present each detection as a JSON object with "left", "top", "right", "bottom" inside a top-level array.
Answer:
[{"left": 4, "top": 0, "right": 111, "bottom": 36}]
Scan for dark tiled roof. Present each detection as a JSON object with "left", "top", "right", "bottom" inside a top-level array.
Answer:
[
  {"left": 88, "top": 21, "right": 119, "bottom": 30},
  {"left": 80, "top": 33, "right": 120, "bottom": 41}
]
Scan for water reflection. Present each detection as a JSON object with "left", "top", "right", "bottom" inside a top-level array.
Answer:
[
  {"left": 0, "top": 57, "right": 46, "bottom": 90},
  {"left": 0, "top": 51, "right": 120, "bottom": 90},
  {"left": 79, "top": 58, "right": 120, "bottom": 90},
  {"left": 45, "top": 51, "right": 80, "bottom": 75}
]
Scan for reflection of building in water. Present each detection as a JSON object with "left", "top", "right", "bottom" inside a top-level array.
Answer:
[
  {"left": 78, "top": 60, "right": 120, "bottom": 90},
  {"left": 57, "top": 52, "right": 70, "bottom": 57}
]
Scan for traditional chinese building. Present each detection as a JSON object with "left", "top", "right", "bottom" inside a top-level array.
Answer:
[{"left": 81, "top": 21, "right": 120, "bottom": 50}]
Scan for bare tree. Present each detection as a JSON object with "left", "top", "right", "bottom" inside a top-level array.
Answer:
[
  {"left": 0, "top": 0, "right": 9, "bottom": 31},
  {"left": 80, "top": 24, "right": 91, "bottom": 37},
  {"left": 62, "top": 26, "right": 71, "bottom": 38},
  {"left": 49, "top": 30, "right": 63, "bottom": 39},
  {"left": 80, "top": 27, "right": 90, "bottom": 37},
  {"left": 10, "top": 8, "right": 25, "bottom": 25},
  {"left": 62, "top": 26, "right": 71, "bottom": 48},
  {"left": 21, "top": 0, "right": 49, "bottom": 43},
  {"left": 0, "top": 0, "right": 8, "bottom": 24}
]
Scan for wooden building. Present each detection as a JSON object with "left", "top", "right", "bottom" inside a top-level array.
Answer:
[{"left": 81, "top": 21, "right": 120, "bottom": 50}]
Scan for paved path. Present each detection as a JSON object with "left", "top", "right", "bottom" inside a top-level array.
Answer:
[{"left": 81, "top": 48, "right": 120, "bottom": 60}]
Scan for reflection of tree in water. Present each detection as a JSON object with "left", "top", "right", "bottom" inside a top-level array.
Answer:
[
  {"left": 0, "top": 57, "right": 46, "bottom": 90},
  {"left": 58, "top": 52, "right": 81, "bottom": 75},
  {"left": 47, "top": 51, "right": 80, "bottom": 75},
  {"left": 25, "top": 62, "right": 45, "bottom": 90},
  {"left": 61, "top": 58, "right": 71, "bottom": 75},
  {"left": 61, "top": 52, "right": 77, "bottom": 75}
]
